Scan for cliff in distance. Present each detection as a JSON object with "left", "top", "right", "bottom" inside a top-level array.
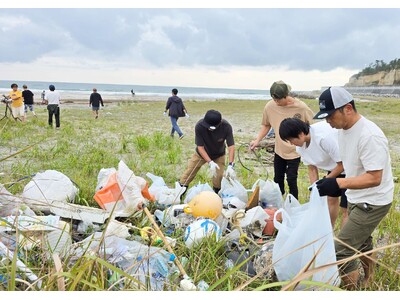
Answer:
[{"left": 346, "top": 69, "right": 400, "bottom": 87}]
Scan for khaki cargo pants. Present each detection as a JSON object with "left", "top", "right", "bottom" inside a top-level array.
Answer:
[
  {"left": 180, "top": 152, "right": 225, "bottom": 189},
  {"left": 335, "top": 201, "right": 392, "bottom": 275}
]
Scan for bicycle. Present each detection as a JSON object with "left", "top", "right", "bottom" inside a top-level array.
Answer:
[
  {"left": 237, "top": 137, "right": 275, "bottom": 175},
  {"left": 0, "top": 95, "right": 15, "bottom": 122}
]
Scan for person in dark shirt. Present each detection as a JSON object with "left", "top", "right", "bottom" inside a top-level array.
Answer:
[
  {"left": 89, "top": 88, "right": 104, "bottom": 119},
  {"left": 22, "top": 85, "right": 36, "bottom": 118},
  {"left": 41, "top": 90, "right": 46, "bottom": 104},
  {"left": 164, "top": 88, "right": 188, "bottom": 139},
  {"left": 179, "top": 109, "right": 236, "bottom": 194}
]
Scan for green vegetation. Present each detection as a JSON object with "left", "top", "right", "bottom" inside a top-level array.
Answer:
[
  {"left": 0, "top": 97, "right": 399, "bottom": 291},
  {"left": 356, "top": 58, "right": 400, "bottom": 77}
]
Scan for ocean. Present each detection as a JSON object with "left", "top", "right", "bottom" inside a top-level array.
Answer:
[{"left": 0, "top": 80, "right": 271, "bottom": 101}]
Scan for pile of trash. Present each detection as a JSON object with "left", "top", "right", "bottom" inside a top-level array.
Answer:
[{"left": 0, "top": 160, "right": 340, "bottom": 290}]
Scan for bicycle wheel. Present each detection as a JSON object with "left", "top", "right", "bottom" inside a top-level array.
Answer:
[{"left": 237, "top": 140, "right": 274, "bottom": 176}]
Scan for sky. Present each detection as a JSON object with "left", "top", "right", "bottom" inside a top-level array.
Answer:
[{"left": 1, "top": 1, "right": 400, "bottom": 91}]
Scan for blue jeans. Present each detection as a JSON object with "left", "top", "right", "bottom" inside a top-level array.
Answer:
[{"left": 170, "top": 116, "right": 183, "bottom": 137}]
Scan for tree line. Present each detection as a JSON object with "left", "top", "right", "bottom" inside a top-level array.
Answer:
[{"left": 355, "top": 58, "right": 400, "bottom": 78}]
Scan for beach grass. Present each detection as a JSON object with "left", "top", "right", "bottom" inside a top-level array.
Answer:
[{"left": 0, "top": 97, "right": 399, "bottom": 291}]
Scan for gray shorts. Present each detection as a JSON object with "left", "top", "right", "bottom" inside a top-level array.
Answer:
[{"left": 92, "top": 106, "right": 99, "bottom": 111}]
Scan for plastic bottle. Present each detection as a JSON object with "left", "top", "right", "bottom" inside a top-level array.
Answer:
[{"left": 148, "top": 252, "right": 175, "bottom": 290}]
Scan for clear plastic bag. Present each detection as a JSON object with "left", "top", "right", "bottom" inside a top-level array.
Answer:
[{"left": 272, "top": 187, "right": 340, "bottom": 289}]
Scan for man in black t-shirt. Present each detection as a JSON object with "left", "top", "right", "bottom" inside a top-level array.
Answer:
[
  {"left": 22, "top": 84, "right": 36, "bottom": 117},
  {"left": 180, "top": 109, "right": 236, "bottom": 194},
  {"left": 89, "top": 88, "right": 104, "bottom": 119}
]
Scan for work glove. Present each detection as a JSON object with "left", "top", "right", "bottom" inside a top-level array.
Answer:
[
  {"left": 208, "top": 161, "right": 220, "bottom": 178},
  {"left": 185, "top": 113, "right": 190, "bottom": 118},
  {"left": 163, "top": 111, "right": 167, "bottom": 116},
  {"left": 316, "top": 178, "right": 341, "bottom": 197},
  {"left": 225, "top": 164, "right": 236, "bottom": 179}
]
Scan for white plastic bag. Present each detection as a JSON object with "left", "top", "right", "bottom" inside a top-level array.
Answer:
[
  {"left": 272, "top": 187, "right": 340, "bottom": 289},
  {"left": 116, "top": 161, "right": 146, "bottom": 214},
  {"left": 0, "top": 184, "right": 21, "bottom": 216},
  {"left": 239, "top": 206, "right": 269, "bottom": 237},
  {"left": 219, "top": 177, "right": 248, "bottom": 203},
  {"left": 183, "top": 182, "right": 213, "bottom": 204},
  {"left": 95, "top": 167, "right": 116, "bottom": 192},
  {"left": 22, "top": 170, "right": 78, "bottom": 212},
  {"left": 146, "top": 173, "right": 185, "bottom": 208},
  {"left": 252, "top": 179, "right": 283, "bottom": 208}
]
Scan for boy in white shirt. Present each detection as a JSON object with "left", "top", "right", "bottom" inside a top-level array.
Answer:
[{"left": 279, "top": 117, "right": 348, "bottom": 228}]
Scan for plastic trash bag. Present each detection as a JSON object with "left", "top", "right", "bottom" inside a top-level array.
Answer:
[
  {"left": 0, "top": 184, "right": 21, "bottom": 217},
  {"left": 272, "top": 187, "right": 340, "bottom": 289},
  {"left": 154, "top": 204, "right": 191, "bottom": 227},
  {"left": 239, "top": 206, "right": 269, "bottom": 237},
  {"left": 146, "top": 173, "right": 185, "bottom": 208},
  {"left": 183, "top": 182, "right": 213, "bottom": 204},
  {"left": 22, "top": 170, "right": 78, "bottom": 212},
  {"left": 95, "top": 167, "right": 116, "bottom": 192},
  {"left": 94, "top": 161, "right": 147, "bottom": 216},
  {"left": 252, "top": 179, "right": 283, "bottom": 208},
  {"left": 219, "top": 177, "right": 248, "bottom": 204},
  {"left": 116, "top": 161, "right": 147, "bottom": 213}
]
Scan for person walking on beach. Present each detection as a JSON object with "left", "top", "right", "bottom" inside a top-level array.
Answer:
[
  {"left": 250, "top": 80, "right": 314, "bottom": 200},
  {"left": 164, "top": 88, "right": 188, "bottom": 139},
  {"left": 314, "top": 87, "right": 393, "bottom": 290},
  {"left": 22, "top": 84, "right": 37, "bottom": 118},
  {"left": 45, "top": 84, "right": 61, "bottom": 128},
  {"left": 41, "top": 90, "right": 46, "bottom": 104},
  {"left": 8, "top": 83, "right": 25, "bottom": 122},
  {"left": 131, "top": 89, "right": 135, "bottom": 97},
  {"left": 279, "top": 117, "right": 348, "bottom": 229},
  {"left": 179, "top": 110, "right": 236, "bottom": 194},
  {"left": 89, "top": 88, "right": 104, "bottom": 119}
]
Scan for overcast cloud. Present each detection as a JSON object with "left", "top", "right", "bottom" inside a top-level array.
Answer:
[{"left": 0, "top": 8, "right": 399, "bottom": 89}]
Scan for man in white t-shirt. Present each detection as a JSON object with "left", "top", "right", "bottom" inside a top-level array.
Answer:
[
  {"left": 45, "top": 84, "right": 61, "bottom": 128},
  {"left": 314, "top": 86, "right": 393, "bottom": 290},
  {"left": 279, "top": 117, "right": 348, "bottom": 229}
]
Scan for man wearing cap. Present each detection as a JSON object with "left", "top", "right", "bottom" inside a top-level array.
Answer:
[
  {"left": 250, "top": 80, "right": 314, "bottom": 200},
  {"left": 45, "top": 84, "right": 61, "bottom": 128},
  {"left": 314, "top": 86, "right": 393, "bottom": 290},
  {"left": 179, "top": 109, "right": 235, "bottom": 194}
]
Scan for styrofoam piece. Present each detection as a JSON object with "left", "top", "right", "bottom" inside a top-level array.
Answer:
[
  {"left": 0, "top": 215, "right": 60, "bottom": 232},
  {"left": 49, "top": 201, "right": 111, "bottom": 224}
]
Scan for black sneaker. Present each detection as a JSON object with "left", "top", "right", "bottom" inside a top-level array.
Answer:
[{"left": 179, "top": 134, "right": 184, "bottom": 140}]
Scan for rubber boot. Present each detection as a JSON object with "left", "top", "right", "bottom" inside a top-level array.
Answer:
[
  {"left": 341, "top": 270, "right": 359, "bottom": 290},
  {"left": 360, "top": 252, "right": 377, "bottom": 289}
]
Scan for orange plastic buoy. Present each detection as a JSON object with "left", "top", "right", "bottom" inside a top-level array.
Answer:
[
  {"left": 184, "top": 191, "right": 222, "bottom": 220},
  {"left": 263, "top": 208, "right": 282, "bottom": 236}
]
